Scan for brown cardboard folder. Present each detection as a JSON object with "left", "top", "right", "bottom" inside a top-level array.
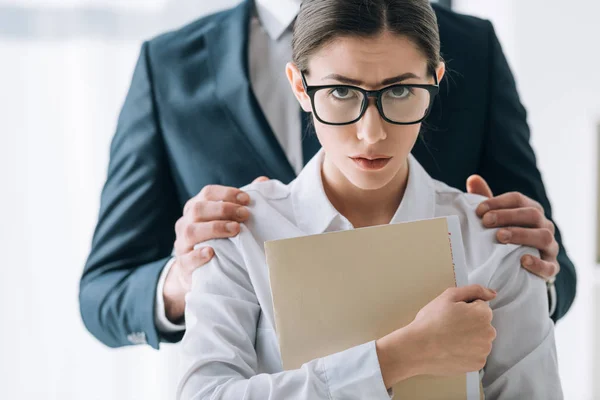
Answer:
[{"left": 265, "top": 216, "right": 482, "bottom": 400}]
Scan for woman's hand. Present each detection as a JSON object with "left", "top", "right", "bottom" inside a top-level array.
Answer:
[
  {"left": 411, "top": 284, "right": 497, "bottom": 375},
  {"left": 376, "top": 284, "right": 497, "bottom": 388}
]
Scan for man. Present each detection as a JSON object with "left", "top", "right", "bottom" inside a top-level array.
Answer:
[{"left": 80, "top": 0, "right": 576, "bottom": 349}]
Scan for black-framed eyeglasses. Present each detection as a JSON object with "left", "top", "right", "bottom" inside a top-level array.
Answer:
[{"left": 301, "top": 71, "right": 439, "bottom": 126}]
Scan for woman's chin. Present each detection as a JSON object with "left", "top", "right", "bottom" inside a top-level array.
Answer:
[{"left": 346, "top": 171, "right": 396, "bottom": 192}]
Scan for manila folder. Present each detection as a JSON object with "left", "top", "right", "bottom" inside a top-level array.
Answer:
[{"left": 265, "top": 216, "right": 481, "bottom": 400}]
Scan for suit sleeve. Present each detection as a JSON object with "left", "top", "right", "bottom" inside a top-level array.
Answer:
[
  {"left": 79, "top": 42, "right": 183, "bottom": 349},
  {"left": 477, "top": 21, "right": 576, "bottom": 321}
]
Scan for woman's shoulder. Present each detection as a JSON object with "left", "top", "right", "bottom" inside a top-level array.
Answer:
[
  {"left": 433, "top": 179, "right": 507, "bottom": 248},
  {"left": 434, "top": 183, "right": 499, "bottom": 250},
  {"left": 239, "top": 180, "right": 298, "bottom": 237},
  {"left": 195, "top": 180, "right": 293, "bottom": 254},
  {"left": 223, "top": 179, "right": 301, "bottom": 251},
  {"left": 432, "top": 179, "right": 489, "bottom": 223},
  {"left": 432, "top": 180, "right": 539, "bottom": 280},
  {"left": 240, "top": 179, "right": 291, "bottom": 202}
]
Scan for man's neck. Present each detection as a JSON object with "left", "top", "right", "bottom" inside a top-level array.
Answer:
[{"left": 321, "top": 156, "right": 409, "bottom": 229}]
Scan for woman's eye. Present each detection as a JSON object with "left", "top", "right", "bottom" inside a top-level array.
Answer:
[
  {"left": 388, "top": 87, "right": 410, "bottom": 99},
  {"left": 330, "top": 87, "right": 354, "bottom": 99}
]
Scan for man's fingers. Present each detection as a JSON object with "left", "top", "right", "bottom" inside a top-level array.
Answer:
[
  {"left": 187, "top": 201, "right": 249, "bottom": 223},
  {"left": 173, "top": 239, "right": 193, "bottom": 258},
  {"left": 476, "top": 192, "right": 543, "bottom": 217},
  {"left": 482, "top": 207, "right": 546, "bottom": 229},
  {"left": 182, "top": 220, "right": 241, "bottom": 245},
  {"left": 199, "top": 185, "right": 250, "bottom": 204},
  {"left": 184, "top": 185, "right": 250, "bottom": 214},
  {"left": 520, "top": 255, "right": 560, "bottom": 280},
  {"left": 466, "top": 175, "right": 494, "bottom": 200},
  {"left": 496, "top": 227, "right": 559, "bottom": 256},
  {"left": 447, "top": 284, "right": 497, "bottom": 303},
  {"left": 179, "top": 247, "right": 215, "bottom": 274},
  {"left": 175, "top": 221, "right": 241, "bottom": 255}
]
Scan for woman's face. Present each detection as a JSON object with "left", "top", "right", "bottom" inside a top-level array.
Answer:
[{"left": 287, "top": 31, "right": 444, "bottom": 191}]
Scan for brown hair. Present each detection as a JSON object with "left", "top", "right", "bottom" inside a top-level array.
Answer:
[{"left": 292, "top": 0, "right": 442, "bottom": 77}]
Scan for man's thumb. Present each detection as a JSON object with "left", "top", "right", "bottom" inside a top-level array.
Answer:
[
  {"left": 466, "top": 174, "right": 493, "bottom": 198},
  {"left": 253, "top": 176, "right": 270, "bottom": 183}
]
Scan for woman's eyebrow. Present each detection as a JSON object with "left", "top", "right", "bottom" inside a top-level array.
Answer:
[
  {"left": 381, "top": 73, "right": 421, "bottom": 85},
  {"left": 321, "top": 72, "right": 422, "bottom": 86}
]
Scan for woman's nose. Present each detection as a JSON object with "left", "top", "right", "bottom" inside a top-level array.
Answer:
[{"left": 356, "top": 102, "right": 387, "bottom": 144}]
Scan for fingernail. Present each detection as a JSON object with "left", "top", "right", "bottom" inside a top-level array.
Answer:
[
  {"left": 489, "top": 289, "right": 497, "bottom": 295},
  {"left": 236, "top": 193, "right": 250, "bottom": 204},
  {"left": 498, "top": 229, "right": 511, "bottom": 242},
  {"left": 236, "top": 207, "right": 249, "bottom": 219},
  {"left": 522, "top": 256, "right": 533, "bottom": 267},
  {"left": 201, "top": 247, "right": 212, "bottom": 257},
  {"left": 226, "top": 222, "right": 239, "bottom": 233},
  {"left": 477, "top": 203, "right": 490, "bottom": 215},
  {"left": 483, "top": 213, "right": 496, "bottom": 226}
]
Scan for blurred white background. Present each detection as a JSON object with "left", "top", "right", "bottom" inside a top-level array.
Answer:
[{"left": 0, "top": 0, "right": 598, "bottom": 399}]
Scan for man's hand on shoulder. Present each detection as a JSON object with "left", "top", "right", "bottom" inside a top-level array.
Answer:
[
  {"left": 163, "top": 177, "right": 269, "bottom": 323},
  {"left": 467, "top": 175, "right": 559, "bottom": 282}
]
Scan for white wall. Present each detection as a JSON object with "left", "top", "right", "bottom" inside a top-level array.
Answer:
[
  {"left": 0, "top": 2, "right": 242, "bottom": 399},
  {"left": 454, "top": 1, "right": 600, "bottom": 398}
]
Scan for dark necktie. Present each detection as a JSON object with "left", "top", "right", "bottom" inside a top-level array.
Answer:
[{"left": 301, "top": 110, "right": 321, "bottom": 166}]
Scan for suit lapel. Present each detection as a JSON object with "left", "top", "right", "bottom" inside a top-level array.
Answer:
[{"left": 205, "top": 0, "right": 296, "bottom": 181}]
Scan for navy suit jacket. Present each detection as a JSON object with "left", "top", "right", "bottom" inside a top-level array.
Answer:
[{"left": 80, "top": 1, "right": 576, "bottom": 349}]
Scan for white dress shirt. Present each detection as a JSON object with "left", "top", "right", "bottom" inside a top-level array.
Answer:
[
  {"left": 153, "top": 0, "right": 302, "bottom": 334},
  {"left": 177, "top": 150, "right": 563, "bottom": 400}
]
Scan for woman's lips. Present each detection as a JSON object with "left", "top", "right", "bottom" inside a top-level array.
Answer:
[{"left": 350, "top": 157, "right": 392, "bottom": 171}]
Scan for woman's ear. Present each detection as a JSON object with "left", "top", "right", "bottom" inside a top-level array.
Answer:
[
  {"left": 285, "top": 62, "right": 312, "bottom": 113},
  {"left": 435, "top": 61, "right": 446, "bottom": 84}
]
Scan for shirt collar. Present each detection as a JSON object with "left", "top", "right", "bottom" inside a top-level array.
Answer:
[
  {"left": 291, "top": 150, "right": 437, "bottom": 235},
  {"left": 254, "top": 0, "right": 301, "bottom": 40},
  {"left": 389, "top": 154, "right": 437, "bottom": 224}
]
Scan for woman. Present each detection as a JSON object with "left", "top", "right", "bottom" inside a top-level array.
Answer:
[{"left": 177, "top": 0, "right": 562, "bottom": 399}]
